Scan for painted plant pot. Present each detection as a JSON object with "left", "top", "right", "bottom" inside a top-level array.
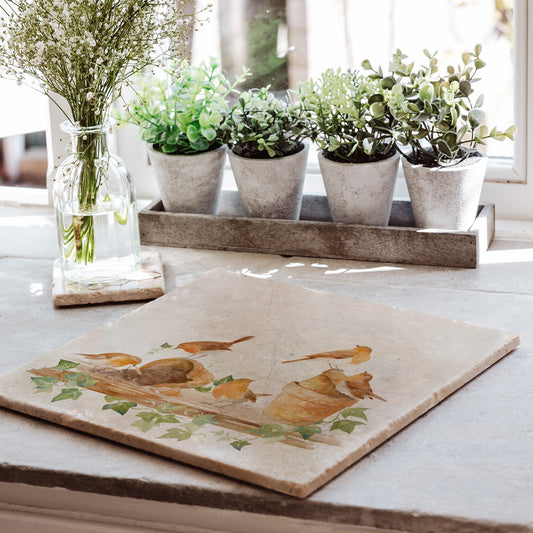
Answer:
[
  {"left": 318, "top": 151, "right": 400, "bottom": 226},
  {"left": 147, "top": 144, "right": 226, "bottom": 214},
  {"left": 264, "top": 380, "right": 355, "bottom": 426},
  {"left": 229, "top": 143, "right": 309, "bottom": 220},
  {"left": 402, "top": 154, "right": 488, "bottom": 231}
]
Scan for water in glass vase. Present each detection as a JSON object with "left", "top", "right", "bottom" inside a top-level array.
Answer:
[{"left": 57, "top": 198, "right": 141, "bottom": 284}]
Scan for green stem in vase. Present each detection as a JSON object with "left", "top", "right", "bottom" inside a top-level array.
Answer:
[{"left": 61, "top": 121, "right": 108, "bottom": 265}]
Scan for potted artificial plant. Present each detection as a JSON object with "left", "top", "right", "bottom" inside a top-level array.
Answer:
[
  {"left": 298, "top": 68, "right": 399, "bottom": 226},
  {"left": 120, "top": 59, "right": 244, "bottom": 214},
  {"left": 222, "top": 87, "right": 310, "bottom": 220},
  {"left": 368, "top": 45, "right": 515, "bottom": 230}
]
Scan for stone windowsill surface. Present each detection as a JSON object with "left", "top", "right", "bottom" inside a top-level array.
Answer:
[{"left": 0, "top": 202, "right": 532, "bottom": 533}]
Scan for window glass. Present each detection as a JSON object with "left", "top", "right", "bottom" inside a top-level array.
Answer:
[{"left": 192, "top": 0, "right": 514, "bottom": 158}]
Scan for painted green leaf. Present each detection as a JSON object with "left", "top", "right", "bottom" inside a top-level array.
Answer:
[
  {"left": 136, "top": 411, "right": 161, "bottom": 423},
  {"left": 102, "top": 401, "right": 137, "bottom": 415},
  {"left": 213, "top": 375, "right": 234, "bottom": 386},
  {"left": 158, "top": 414, "right": 180, "bottom": 424},
  {"left": 51, "top": 387, "right": 82, "bottom": 402},
  {"left": 104, "top": 395, "right": 122, "bottom": 402},
  {"left": 31, "top": 376, "right": 58, "bottom": 392},
  {"left": 331, "top": 419, "right": 365, "bottom": 434},
  {"left": 341, "top": 407, "right": 369, "bottom": 421},
  {"left": 230, "top": 440, "right": 251, "bottom": 451},
  {"left": 248, "top": 424, "right": 285, "bottom": 438},
  {"left": 157, "top": 428, "right": 192, "bottom": 441},
  {"left": 64, "top": 372, "right": 98, "bottom": 388},
  {"left": 52, "top": 359, "right": 80, "bottom": 371},
  {"left": 194, "top": 386, "right": 212, "bottom": 393},
  {"left": 160, "top": 342, "right": 173, "bottom": 349},
  {"left": 131, "top": 419, "right": 158, "bottom": 433},
  {"left": 64, "top": 372, "right": 84, "bottom": 383},
  {"left": 76, "top": 374, "right": 99, "bottom": 387},
  {"left": 295, "top": 425, "right": 322, "bottom": 440},
  {"left": 156, "top": 402, "right": 185, "bottom": 414},
  {"left": 191, "top": 414, "right": 218, "bottom": 427}
]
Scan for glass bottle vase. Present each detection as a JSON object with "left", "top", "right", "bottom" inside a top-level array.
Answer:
[{"left": 53, "top": 122, "right": 141, "bottom": 284}]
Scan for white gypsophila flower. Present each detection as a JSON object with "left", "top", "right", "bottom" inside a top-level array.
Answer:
[{"left": 0, "top": 0, "right": 205, "bottom": 125}]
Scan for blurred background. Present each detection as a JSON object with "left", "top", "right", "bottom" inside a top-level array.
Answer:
[{"left": 0, "top": 0, "right": 514, "bottom": 189}]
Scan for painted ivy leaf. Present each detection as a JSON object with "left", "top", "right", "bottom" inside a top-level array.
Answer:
[
  {"left": 191, "top": 414, "right": 218, "bottom": 427},
  {"left": 64, "top": 372, "right": 85, "bottom": 384},
  {"left": 213, "top": 375, "right": 234, "bottom": 386},
  {"left": 230, "top": 440, "right": 251, "bottom": 451},
  {"left": 136, "top": 411, "right": 161, "bottom": 423},
  {"left": 31, "top": 376, "right": 58, "bottom": 392},
  {"left": 341, "top": 407, "right": 369, "bottom": 421},
  {"left": 104, "top": 395, "right": 122, "bottom": 402},
  {"left": 295, "top": 425, "right": 322, "bottom": 440},
  {"left": 75, "top": 374, "right": 99, "bottom": 388},
  {"left": 156, "top": 402, "right": 185, "bottom": 414},
  {"left": 330, "top": 419, "right": 365, "bottom": 434},
  {"left": 157, "top": 428, "right": 192, "bottom": 441},
  {"left": 194, "top": 386, "right": 212, "bottom": 393},
  {"left": 51, "top": 387, "right": 82, "bottom": 402},
  {"left": 63, "top": 372, "right": 98, "bottom": 388},
  {"left": 52, "top": 359, "right": 80, "bottom": 371},
  {"left": 158, "top": 414, "right": 181, "bottom": 424},
  {"left": 131, "top": 419, "right": 158, "bottom": 433},
  {"left": 248, "top": 424, "right": 285, "bottom": 438},
  {"left": 102, "top": 401, "right": 137, "bottom": 415},
  {"left": 160, "top": 342, "right": 173, "bottom": 349}
]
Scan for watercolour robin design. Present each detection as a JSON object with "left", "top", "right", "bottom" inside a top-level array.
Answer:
[{"left": 176, "top": 336, "right": 255, "bottom": 355}]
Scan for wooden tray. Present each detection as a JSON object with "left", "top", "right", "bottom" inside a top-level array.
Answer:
[{"left": 139, "top": 191, "right": 494, "bottom": 268}]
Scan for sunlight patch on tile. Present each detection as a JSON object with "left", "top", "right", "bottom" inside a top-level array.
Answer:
[
  {"left": 240, "top": 268, "right": 279, "bottom": 279},
  {"left": 481, "top": 248, "right": 533, "bottom": 265}
]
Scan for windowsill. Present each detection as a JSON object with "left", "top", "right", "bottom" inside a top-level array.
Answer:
[{"left": 0, "top": 201, "right": 531, "bottom": 532}]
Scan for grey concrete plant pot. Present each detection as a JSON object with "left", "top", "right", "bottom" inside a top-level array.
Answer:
[
  {"left": 402, "top": 154, "right": 488, "bottom": 231},
  {"left": 229, "top": 143, "right": 309, "bottom": 220},
  {"left": 318, "top": 151, "right": 400, "bottom": 226},
  {"left": 147, "top": 144, "right": 226, "bottom": 214}
]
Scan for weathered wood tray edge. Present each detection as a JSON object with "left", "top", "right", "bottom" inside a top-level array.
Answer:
[{"left": 139, "top": 193, "right": 494, "bottom": 269}]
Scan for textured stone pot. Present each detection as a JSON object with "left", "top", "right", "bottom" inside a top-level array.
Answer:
[
  {"left": 319, "top": 151, "right": 400, "bottom": 226},
  {"left": 147, "top": 144, "right": 226, "bottom": 214},
  {"left": 229, "top": 143, "right": 309, "bottom": 219},
  {"left": 402, "top": 154, "right": 488, "bottom": 230}
]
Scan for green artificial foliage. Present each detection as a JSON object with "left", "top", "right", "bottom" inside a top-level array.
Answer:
[
  {"left": 222, "top": 86, "right": 310, "bottom": 159},
  {"left": 298, "top": 69, "right": 396, "bottom": 164},
  {"left": 364, "top": 44, "right": 515, "bottom": 167},
  {"left": 119, "top": 59, "right": 248, "bottom": 155}
]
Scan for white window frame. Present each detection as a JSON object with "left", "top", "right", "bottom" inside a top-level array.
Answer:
[{"left": 2, "top": 0, "right": 531, "bottom": 221}]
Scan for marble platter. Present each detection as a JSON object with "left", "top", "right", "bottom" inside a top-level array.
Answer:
[{"left": 0, "top": 272, "right": 519, "bottom": 497}]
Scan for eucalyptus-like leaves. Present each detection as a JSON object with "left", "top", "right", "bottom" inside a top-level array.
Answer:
[
  {"left": 221, "top": 87, "right": 310, "bottom": 159},
  {"left": 118, "top": 59, "right": 248, "bottom": 155},
  {"left": 364, "top": 45, "right": 516, "bottom": 166},
  {"left": 298, "top": 68, "right": 396, "bottom": 163}
]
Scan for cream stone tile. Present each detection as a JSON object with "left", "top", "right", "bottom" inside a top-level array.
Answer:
[{"left": 0, "top": 272, "right": 519, "bottom": 498}]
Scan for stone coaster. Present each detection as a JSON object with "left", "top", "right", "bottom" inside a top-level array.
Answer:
[
  {"left": 0, "top": 272, "right": 519, "bottom": 497},
  {"left": 52, "top": 251, "right": 165, "bottom": 307}
]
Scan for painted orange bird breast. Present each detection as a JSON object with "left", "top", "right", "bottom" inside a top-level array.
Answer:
[{"left": 176, "top": 336, "right": 255, "bottom": 354}]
